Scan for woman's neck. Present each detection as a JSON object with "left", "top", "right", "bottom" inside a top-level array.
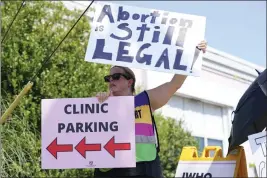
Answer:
[{"left": 113, "top": 90, "right": 133, "bottom": 96}]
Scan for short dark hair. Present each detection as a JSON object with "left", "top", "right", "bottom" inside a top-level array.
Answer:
[{"left": 111, "top": 66, "right": 136, "bottom": 93}]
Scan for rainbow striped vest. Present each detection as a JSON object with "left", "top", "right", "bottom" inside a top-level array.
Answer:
[
  {"left": 99, "top": 91, "right": 159, "bottom": 172},
  {"left": 135, "top": 91, "right": 158, "bottom": 162}
]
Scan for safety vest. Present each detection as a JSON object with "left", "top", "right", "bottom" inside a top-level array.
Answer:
[
  {"left": 99, "top": 91, "right": 159, "bottom": 172},
  {"left": 135, "top": 91, "right": 158, "bottom": 162}
]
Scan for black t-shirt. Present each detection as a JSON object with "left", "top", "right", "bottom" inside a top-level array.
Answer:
[
  {"left": 93, "top": 154, "right": 164, "bottom": 178},
  {"left": 94, "top": 91, "right": 163, "bottom": 178}
]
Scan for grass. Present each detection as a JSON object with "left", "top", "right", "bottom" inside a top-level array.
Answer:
[{"left": 0, "top": 98, "right": 40, "bottom": 177}]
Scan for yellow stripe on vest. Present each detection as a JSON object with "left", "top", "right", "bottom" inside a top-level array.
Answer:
[{"left": 135, "top": 105, "right": 152, "bottom": 124}]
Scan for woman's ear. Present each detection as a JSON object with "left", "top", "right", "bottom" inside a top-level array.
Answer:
[{"left": 128, "top": 79, "right": 134, "bottom": 87}]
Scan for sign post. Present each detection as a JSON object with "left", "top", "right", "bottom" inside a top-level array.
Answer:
[
  {"left": 248, "top": 131, "right": 267, "bottom": 177},
  {"left": 85, "top": 2, "right": 206, "bottom": 76},
  {"left": 41, "top": 96, "right": 136, "bottom": 169}
]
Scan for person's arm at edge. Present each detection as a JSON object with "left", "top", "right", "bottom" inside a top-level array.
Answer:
[{"left": 147, "top": 41, "right": 207, "bottom": 111}]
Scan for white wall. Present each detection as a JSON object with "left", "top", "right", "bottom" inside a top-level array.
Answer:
[
  {"left": 132, "top": 49, "right": 264, "bottom": 177},
  {"left": 158, "top": 95, "right": 228, "bottom": 154}
]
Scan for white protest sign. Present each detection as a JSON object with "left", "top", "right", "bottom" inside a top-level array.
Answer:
[
  {"left": 248, "top": 131, "right": 267, "bottom": 177},
  {"left": 85, "top": 2, "right": 206, "bottom": 76},
  {"left": 175, "top": 161, "right": 236, "bottom": 178},
  {"left": 41, "top": 96, "right": 136, "bottom": 169}
]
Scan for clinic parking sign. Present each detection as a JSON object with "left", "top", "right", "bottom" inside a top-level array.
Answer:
[{"left": 41, "top": 96, "right": 136, "bottom": 169}]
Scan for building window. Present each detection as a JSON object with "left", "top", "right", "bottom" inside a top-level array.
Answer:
[
  {"left": 207, "top": 138, "right": 223, "bottom": 157},
  {"left": 194, "top": 136, "right": 205, "bottom": 156},
  {"left": 193, "top": 137, "right": 224, "bottom": 157}
]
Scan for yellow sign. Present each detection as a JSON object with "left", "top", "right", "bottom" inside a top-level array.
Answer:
[{"left": 175, "top": 146, "right": 248, "bottom": 178}]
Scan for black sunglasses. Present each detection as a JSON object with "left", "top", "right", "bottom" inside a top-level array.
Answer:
[{"left": 104, "top": 73, "right": 131, "bottom": 82}]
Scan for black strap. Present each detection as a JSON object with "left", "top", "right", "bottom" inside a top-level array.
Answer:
[
  {"left": 143, "top": 90, "right": 160, "bottom": 153},
  {"left": 152, "top": 115, "right": 160, "bottom": 153}
]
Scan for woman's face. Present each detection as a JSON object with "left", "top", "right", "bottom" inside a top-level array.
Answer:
[{"left": 107, "top": 67, "right": 132, "bottom": 95}]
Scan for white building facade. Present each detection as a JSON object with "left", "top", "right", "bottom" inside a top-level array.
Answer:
[
  {"left": 64, "top": 1, "right": 265, "bottom": 177},
  {"left": 132, "top": 46, "right": 264, "bottom": 177}
]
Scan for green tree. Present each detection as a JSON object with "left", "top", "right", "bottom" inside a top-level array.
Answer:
[
  {"left": 154, "top": 113, "right": 198, "bottom": 178},
  {"left": 1, "top": 1, "right": 109, "bottom": 177},
  {"left": 1, "top": 1, "right": 199, "bottom": 177}
]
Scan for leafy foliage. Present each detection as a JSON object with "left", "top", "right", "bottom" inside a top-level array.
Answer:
[
  {"left": 154, "top": 113, "right": 198, "bottom": 178},
  {"left": 1, "top": 1, "right": 109, "bottom": 177},
  {"left": 1, "top": 1, "right": 198, "bottom": 177}
]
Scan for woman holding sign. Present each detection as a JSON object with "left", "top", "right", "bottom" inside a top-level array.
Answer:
[{"left": 94, "top": 40, "right": 207, "bottom": 178}]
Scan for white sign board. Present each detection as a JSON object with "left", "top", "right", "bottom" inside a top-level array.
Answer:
[
  {"left": 85, "top": 2, "right": 206, "bottom": 76},
  {"left": 248, "top": 131, "right": 267, "bottom": 177},
  {"left": 175, "top": 161, "right": 236, "bottom": 177},
  {"left": 41, "top": 96, "right": 136, "bottom": 169}
]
